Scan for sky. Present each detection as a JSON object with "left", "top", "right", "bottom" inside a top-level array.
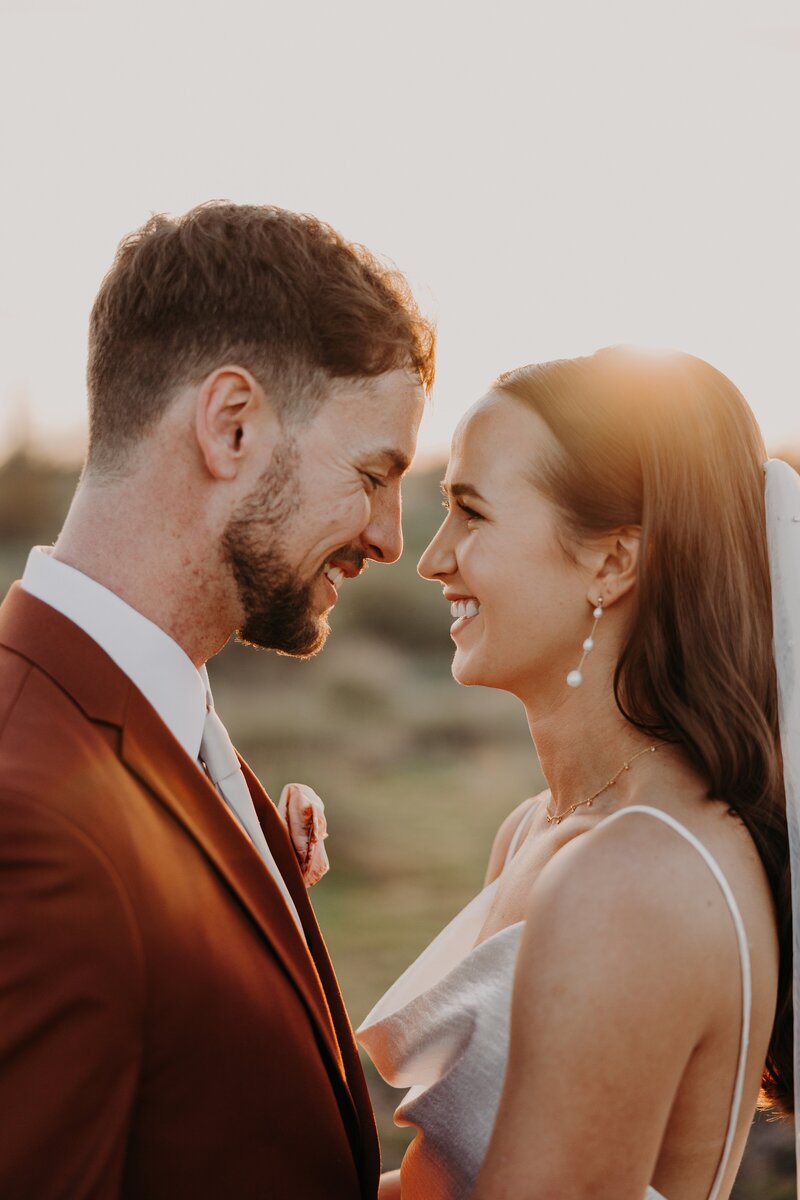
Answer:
[{"left": 1, "top": 0, "right": 798, "bottom": 465}]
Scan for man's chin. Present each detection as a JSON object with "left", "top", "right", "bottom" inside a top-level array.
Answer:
[{"left": 235, "top": 612, "right": 331, "bottom": 659}]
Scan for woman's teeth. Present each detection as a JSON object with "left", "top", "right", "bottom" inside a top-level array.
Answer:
[
  {"left": 450, "top": 599, "right": 480, "bottom": 620},
  {"left": 323, "top": 563, "right": 345, "bottom": 588}
]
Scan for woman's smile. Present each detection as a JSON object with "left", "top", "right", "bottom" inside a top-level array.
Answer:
[{"left": 447, "top": 593, "right": 482, "bottom": 636}]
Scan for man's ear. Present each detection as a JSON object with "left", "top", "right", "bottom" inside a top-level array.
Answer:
[
  {"left": 194, "top": 366, "right": 280, "bottom": 481},
  {"left": 585, "top": 527, "right": 641, "bottom": 609}
]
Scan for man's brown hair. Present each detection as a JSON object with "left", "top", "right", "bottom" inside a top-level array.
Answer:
[{"left": 86, "top": 201, "right": 435, "bottom": 471}]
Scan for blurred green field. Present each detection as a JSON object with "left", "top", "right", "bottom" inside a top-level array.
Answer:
[{"left": 0, "top": 447, "right": 795, "bottom": 1195}]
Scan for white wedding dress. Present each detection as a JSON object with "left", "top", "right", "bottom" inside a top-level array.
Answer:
[{"left": 358, "top": 805, "right": 752, "bottom": 1200}]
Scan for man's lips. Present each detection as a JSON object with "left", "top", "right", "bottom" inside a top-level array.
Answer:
[
  {"left": 321, "top": 571, "right": 338, "bottom": 605},
  {"left": 321, "top": 555, "right": 368, "bottom": 601},
  {"left": 323, "top": 563, "right": 346, "bottom": 590}
]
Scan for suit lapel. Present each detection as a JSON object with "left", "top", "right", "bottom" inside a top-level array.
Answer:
[
  {"left": 242, "top": 761, "right": 381, "bottom": 1190},
  {"left": 119, "top": 687, "right": 351, "bottom": 1085}
]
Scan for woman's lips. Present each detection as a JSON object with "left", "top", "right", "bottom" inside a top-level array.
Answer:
[
  {"left": 449, "top": 598, "right": 480, "bottom": 620},
  {"left": 449, "top": 597, "right": 481, "bottom": 637}
]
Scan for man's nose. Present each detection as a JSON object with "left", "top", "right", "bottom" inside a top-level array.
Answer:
[{"left": 361, "top": 490, "right": 404, "bottom": 564}]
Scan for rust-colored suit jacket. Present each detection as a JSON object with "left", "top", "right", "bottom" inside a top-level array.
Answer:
[{"left": 0, "top": 584, "right": 380, "bottom": 1199}]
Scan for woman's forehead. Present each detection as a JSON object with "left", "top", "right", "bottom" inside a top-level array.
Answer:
[{"left": 447, "top": 391, "right": 555, "bottom": 481}]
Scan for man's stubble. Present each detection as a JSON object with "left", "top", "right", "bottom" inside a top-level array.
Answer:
[{"left": 221, "top": 437, "right": 330, "bottom": 658}]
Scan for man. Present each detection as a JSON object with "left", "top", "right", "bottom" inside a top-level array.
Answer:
[{"left": 0, "top": 203, "right": 434, "bottom": 1198}]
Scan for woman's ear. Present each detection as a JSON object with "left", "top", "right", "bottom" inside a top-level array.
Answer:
[
  {"left": 586, "top": 527, "right": 641, "bottom": 609},
  {"left": 194, "top": 365, "right": 279, "bottom": 481}
]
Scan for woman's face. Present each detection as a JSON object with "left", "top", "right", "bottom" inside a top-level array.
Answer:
[{"left": 418, "top": 391, "right": 593, "bottom": 701}]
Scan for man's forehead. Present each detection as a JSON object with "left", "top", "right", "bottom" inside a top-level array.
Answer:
[
  {"left": 315, "top": 411, "right": 418, "bottom": 474},
  {"left": 315, "top": 370, "right": 424, "bottom": 463},
  {"left": 335, "top": 367, "right": 424, "bottom": 406},
  {"left": 347, "top": 374, "right": 423, "bottom": 441}
]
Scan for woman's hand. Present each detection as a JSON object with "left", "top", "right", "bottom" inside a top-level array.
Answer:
[{"left": 277, "top": 783, "right": 329, "bottom": 887}]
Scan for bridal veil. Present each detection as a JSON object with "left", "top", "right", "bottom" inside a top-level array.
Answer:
[{"left": 764, "top": 458, "right": 800, "bottom": 1189}]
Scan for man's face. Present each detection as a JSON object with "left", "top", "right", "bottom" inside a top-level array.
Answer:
[{"left": 222, "top": 369, "right": 425, "bottom": 656}]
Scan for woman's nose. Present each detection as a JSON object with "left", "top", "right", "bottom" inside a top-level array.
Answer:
[{"left": 417, "top": 520, "right": 456, "bottom": 581}]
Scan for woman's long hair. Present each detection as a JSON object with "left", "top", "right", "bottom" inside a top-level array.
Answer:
[{"left": 495, "top": 347, "right": 792, "bottom": 1113}]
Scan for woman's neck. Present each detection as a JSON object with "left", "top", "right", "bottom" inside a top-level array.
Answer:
[{"left": 521, "top": 661, "right": 663, "bottom": 819}]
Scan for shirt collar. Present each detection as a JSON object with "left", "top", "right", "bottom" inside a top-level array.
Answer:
[{"left": 21, "top": 547, "right": 208, "bottom": 761}]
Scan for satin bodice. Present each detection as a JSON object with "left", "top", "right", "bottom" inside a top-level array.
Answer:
[{"left": 358, "top": 806, "right": 751, "bottom": 1200}]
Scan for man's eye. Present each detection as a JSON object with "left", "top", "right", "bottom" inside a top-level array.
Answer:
[{"left": 363, "top": 473, "right": 386, "bottom": 491}]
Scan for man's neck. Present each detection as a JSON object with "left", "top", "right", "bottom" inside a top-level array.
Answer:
[{"left": 54, "top": 478, "right": 233, "bottom": 668}]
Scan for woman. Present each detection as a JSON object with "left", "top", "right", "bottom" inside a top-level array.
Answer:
[{"left": 357, "top": 347, "right": 793, "bottom": 1199}]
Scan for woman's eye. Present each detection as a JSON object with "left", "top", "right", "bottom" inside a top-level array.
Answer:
[
  {"left": 459, "top": 503, "right": 482, "bottom": 522},
  {"left": 442, "top": 498, "right": 482, "bottom": 522}
]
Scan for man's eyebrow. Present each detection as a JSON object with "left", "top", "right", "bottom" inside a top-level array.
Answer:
[
  {"left": 440, "top": 481, "right": 488, "bottom": 504},
  {"left": 373, "top": 449, "right": 412, "bottom": 475}
]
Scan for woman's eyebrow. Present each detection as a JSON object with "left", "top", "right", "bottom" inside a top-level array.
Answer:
[{"left": 440, "top": 481, "right": 488, "bottom": 503}]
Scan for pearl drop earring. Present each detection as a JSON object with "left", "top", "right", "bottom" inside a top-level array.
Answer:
[{"left": 566, "top": 598, "right": 604, "bottom": 688}]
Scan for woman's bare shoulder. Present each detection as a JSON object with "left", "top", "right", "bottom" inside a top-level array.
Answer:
[
  {"left": 483, "top": 790, "right": 549, "bottom": 887},
  {"left": 523, "top": 806, "right": 739, "bottom": 987},
  {"left": 472, "top": 812, "right": 720, "bottom": 1199}
]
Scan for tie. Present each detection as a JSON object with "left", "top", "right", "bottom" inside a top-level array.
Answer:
[{"left": 200, "top": 703, "right": 304, "bottom": 935}]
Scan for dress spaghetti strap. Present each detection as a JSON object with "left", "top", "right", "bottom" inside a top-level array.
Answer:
[{"left": 596, "top": 805, "right": 752, "bottom": 1200}]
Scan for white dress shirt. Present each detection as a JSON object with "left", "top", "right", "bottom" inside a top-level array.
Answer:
[{"left": 21, "top": 546, "right": 209, "bottom": 759}]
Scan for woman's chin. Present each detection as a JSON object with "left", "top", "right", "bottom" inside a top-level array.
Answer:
[
  {"left": 452, "top": 649, "right": 519, "bottom": 694},
  {"left": 451, "top": 651, "right": 472, "bottom": 686},
  {"left": 451, "top": 650, "right": 489, "bottom": 688}
]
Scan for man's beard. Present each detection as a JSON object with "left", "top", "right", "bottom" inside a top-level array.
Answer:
[{"left": 221, "top": 439, "right": 329, "bottom": 658}]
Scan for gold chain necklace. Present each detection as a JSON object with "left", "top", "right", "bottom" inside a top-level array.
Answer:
[{"left": 545, "top": 745, "right": 658, "bottom": 825}]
